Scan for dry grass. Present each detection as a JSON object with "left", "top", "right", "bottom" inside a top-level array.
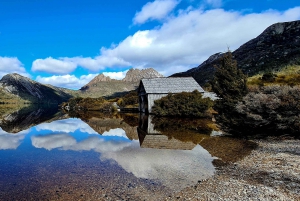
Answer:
[{"left": 248, "top": 65, "right": 300, "bottom": 86}]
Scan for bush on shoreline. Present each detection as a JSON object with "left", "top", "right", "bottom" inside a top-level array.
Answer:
[
  {"left": 152, "top": 90, "right": 213, "bottom": 118},
  {"left": 235, "top": 85, "right": 300, "bottom": 136}
]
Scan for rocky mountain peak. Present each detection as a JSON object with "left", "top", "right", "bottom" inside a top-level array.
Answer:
[
  {"left": 122, "top": 68, "right": 164, "bottom": 82},
  {"left": 1, "top": 73, "right": 32, "bottom": 83},
  {"left": 92, "top": 74, "right": 113, "bottom": 82},
  {"left": 79, "top": 68, "right": 163, "bottom": 97}
]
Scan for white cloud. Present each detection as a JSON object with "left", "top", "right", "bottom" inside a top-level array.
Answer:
[
  {"left": 102, "top": 70, "right": 128, "bottom": 80},
  {"left": 133, "top": 0, "right": 179, "bottom": 24},
  {"left": 67, "top": 55, "right": 131, "bottom": 72},
  {"left": 31, "top": 56, "right": 131, "bottom": 75},
  {"left": 32, "top": 57, "right": 77, "bottom": 74},
  {"left": 96, "top": 6, "right": 300, "bottom": 76},
  {"left": 36, "top": 74, "right": 97, "bottom": 89},
  {"left": 0, "top": 57, "right": 30, "bottom": 79}
]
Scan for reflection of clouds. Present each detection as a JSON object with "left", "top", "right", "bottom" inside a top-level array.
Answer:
[
  {"left": 31, "top": 132, "right": 132, "bottom": 152},
  {"left": 30, "top": 124, "right": 215, "bottom": 191},
  {"left": 29, "top": 117, "right": 215, "bottom": 191},
  {"left": 35, "top": 119, "right": 98, "bottom": 134},
  {"left": 31, "top": 134, "right": 77, "bottom": 150},
  {"left": 102, "top": 128, "right": 128, "bottom": 139},
  {"left": 66, "top": 136, "right": 133, "bottom": 153},
  {"left": 101, "top": 145, "right": 215, "bottom": 191},
  {"left": 0, "top": 128, "right": 28, "bottom": 150}
]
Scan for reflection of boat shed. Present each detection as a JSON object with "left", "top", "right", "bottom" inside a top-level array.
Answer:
[
  {"left": 137, "top": 127, "right": 197, "bottom": 150},
  {"left": 138, "top": 77, "right": 205, "bottom": 113}
]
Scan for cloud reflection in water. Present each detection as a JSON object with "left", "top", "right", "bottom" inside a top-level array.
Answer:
[
  {"left": 30, "top": 118, "right": 215, "bottom": 191},
  {"left": 0, "top": 128, "right": 29, "bottom": 150}
]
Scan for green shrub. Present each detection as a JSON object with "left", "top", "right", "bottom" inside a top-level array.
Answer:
[
  {"left": 152, "top": 90, "right": 213, "bottom": 117},
  {"left": 262, "top": 72, "right": 277, "bottom": 82},
  {"left": 235, "top": 85, "right": 300, "bottom": 136},
  {"left": 117, "top": 91, "right": 138, "bottom": 108}
]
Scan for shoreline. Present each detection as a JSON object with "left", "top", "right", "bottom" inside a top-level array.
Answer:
[{"left": 169, "top": 138, "right": 300, "bottom": 200}]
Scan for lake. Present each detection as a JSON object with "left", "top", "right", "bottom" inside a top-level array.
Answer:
[{"left": 0, "top": 106, "right": 256, "bottom": 200}]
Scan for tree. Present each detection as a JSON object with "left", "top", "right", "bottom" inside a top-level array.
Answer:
[{"left": 211, "top": 51, "right": 248, "bottom": 134}]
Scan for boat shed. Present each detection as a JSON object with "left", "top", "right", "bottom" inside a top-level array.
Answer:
[{"left": 138, "top": 77, "right": 205, "bottom": 113}]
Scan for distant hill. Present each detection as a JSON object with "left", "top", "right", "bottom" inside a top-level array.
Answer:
[
  {"left": 0, "top": 73, "right": 72, "bottom": 104},
  {"left": 80, "top": 68, "right": 163, "bottom": 97},
  {"left": 171, "top": 20, "right": 300, "bottom": 85}
]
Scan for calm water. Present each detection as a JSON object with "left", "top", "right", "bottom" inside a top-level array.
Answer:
[{"left": 0, "top": 107, "right": 256, "bottom": 200}]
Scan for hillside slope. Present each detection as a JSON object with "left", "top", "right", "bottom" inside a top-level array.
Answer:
[
  {"left": 0, "top": 73, "right": 72, "bottom": 104},
  {"left": 171, "top": 20, "right": 300, "bottom": 85}
]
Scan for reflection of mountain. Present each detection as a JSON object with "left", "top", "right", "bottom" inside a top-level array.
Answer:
[
  {"left": 0, "top": 106, "right": 67, "bottom": 133},
  {"left": 83, "top": 116, "right": 139, "bottom": 140}
]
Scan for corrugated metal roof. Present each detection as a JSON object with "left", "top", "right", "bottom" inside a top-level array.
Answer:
[{"left": 141, "top": 77, "right": 204, "bottom": 94}]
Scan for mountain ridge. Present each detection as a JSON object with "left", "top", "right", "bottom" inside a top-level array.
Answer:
[
  {"left": 171, "top": 20, "right": 300, "bottom": 85},
  {"left": 79, "top": 68, "right": 163, "bottom": 97},
  {"left": 0, "top": 73, "right": 72, "bottom": 104}
]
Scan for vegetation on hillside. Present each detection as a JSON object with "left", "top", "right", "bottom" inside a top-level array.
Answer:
[
  {"left": 117, "top": 90, "right": 139, "bottom": 108},
  {"left": 61, "top": 97, "right": 116, "bottom": 112},
  {"left": 152, "top": 90, "right": 213, "bottom": 117},
  {"left": 0, "top": 90, "right": 29, "bottom": 104},
  {"left": 247, "top": 65, "right": 300, "bottom": 86}
]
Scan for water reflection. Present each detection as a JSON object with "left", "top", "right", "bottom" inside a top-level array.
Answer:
[
  {"left": 0, "top": 105, "right": 66, "bottom": 133},
  {"left": 0, "top": 128, "right": 28, "bottom": 150},
  {"left": 0, "top": 108, "right": 256, "bottom": 199}
]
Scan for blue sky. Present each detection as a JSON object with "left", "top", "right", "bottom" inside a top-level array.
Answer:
[{"left": 1, "top": 0, "right": 300, "bottom": 89}]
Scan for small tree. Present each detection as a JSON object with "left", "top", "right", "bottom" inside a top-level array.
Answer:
[{"left": 211, "top": 51, "right": 248, "bottom": 133}]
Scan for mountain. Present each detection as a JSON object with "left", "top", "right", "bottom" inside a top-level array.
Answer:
[
  {"left": 0, "top": 73, "right": 72, "bottom": 104},
  {"left": 80, "top": 68, "right": 163, "bottom": 97},
  {"left": 171, "top": 20, "right": 300, "bottom": 85},
  {"left": 122, "top": 68, "right": 163, "bottom": 82}
]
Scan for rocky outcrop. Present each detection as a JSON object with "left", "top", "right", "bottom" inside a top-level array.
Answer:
[
  {"left": 171, "top": 20, "right": 300, "bottom": 85},
  {"left": 0, "top": 73, "right": 72, "bottom": 103},
  {"left": 80, "top": 68, "right": 163, "bottom": 97},
  {"left": 122, "top": 68, "right": 163, "bottom": 82}
]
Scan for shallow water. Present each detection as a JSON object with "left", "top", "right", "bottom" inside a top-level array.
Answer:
[{"left": 0, "top": 107, "right": 255, "bottom": 200}]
